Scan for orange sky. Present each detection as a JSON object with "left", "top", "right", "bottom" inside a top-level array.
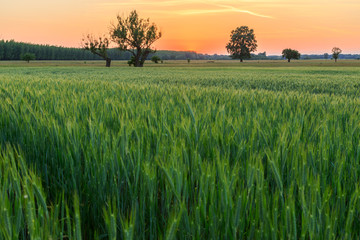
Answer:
[{"left": 1, "top": 0, "right": 359, "bottom": 54}]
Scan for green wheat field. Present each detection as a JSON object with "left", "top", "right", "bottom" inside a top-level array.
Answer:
[{"left": 1, "top": 60, "right": 360, "bottom": 239}]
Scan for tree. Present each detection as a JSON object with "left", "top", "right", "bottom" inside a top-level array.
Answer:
[
  {"left": 151, "top": 55, "right": 161, "bottom": 63},
  {"left": 21, "top": 53, "right": 36, "bottom": 63},
  {"left": 82, "top": 34, "right": 111, "bottom": 67},
  {"left": 324, "top": 53, "right": 329, "bottom": 60},
  {"left": 282, "top": 49, "right": 300, "bottom": 62},
  {"left": 110, "top": 10, "right": 162, "bottom": 67},
  {"left": 226, "top": 26, "right": 257, "bottom": 62},
  {"left": 332, "top": 47, "right": 342, "bottom": 62}
]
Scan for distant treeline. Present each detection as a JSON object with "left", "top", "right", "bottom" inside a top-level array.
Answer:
[
  {"left": 0, "top": 40, "right": 99, "bottom": 60},
  {"left": 0, "top": 40, "right": 231, "bottom": 61},
  {"left": 1, "top": 39, "right": 360, "bottom": 61},
  {"left": 268, "top": 54, "right": 360, "bottom": 60}
]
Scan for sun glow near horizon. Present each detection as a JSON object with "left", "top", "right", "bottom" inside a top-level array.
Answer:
[{"left": 0, "top": 0, "right": 360, "bottom": 55}]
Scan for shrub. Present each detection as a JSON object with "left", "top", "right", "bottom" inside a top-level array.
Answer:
[
  {"left": 21, "top": 53, "right": 36, "bottom": 63},
  {"left": 151, "top": 56, "right": 161, "bottom": 64}
]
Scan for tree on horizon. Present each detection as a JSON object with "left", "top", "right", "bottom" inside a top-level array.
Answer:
[
  {"left": 226, "top": 26, "right": 257, "bottom": 62},
  {"left": 282, "top": 48, "right": 301, "bottom": 62},
  {"left": 81, "top": 34, "right": 111, "bottom": 67},
  {"left": 110, "top": 10, "right": 162, "bottom": 67},
  {"left": 332, "top": 47, "right": 342, "bottom": 62}
]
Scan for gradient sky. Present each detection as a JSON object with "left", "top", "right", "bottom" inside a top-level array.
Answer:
[{"left": 1, "top": 0, "right": 359, "bottom": 54}]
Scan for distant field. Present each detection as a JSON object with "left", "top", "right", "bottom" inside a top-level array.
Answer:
[
  {"left": 1, "top": 59, "right": 360, "bottom": 67},
  {"left": 1, "top": 61, "right": 360, "bottom": 239}
]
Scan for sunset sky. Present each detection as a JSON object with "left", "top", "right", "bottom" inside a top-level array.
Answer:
[{"left": 1, "top": 0, "right": 359, "bottom": 55}]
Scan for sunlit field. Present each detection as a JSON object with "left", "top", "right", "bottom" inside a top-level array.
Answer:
[{"left": 1, "top": 60, "right": 360, "bottom": 239}]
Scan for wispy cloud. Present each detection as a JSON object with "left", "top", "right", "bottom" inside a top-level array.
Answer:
[
  {"left": 176, "top": 8, "right": 272, "bottom": 18},
  {"left": 97, "top": 0, "right": 273, "bottom": 18},
  {"left": 97, "top": 0, "right": 193, "bottom": 7}
]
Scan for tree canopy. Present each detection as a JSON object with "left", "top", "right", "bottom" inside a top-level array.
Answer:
[
  {"left": 226, "top": 26, "right": 257, "bottom": 62},
  {"left": 110, "top": 10, "right": 162, "bottom": 67},
  {"left": 282, "top": 49, "right": 301, "bottom": 62}
]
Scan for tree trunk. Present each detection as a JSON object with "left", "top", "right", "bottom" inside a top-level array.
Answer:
[
  {"left": 134, "top": 60, "right": 141, "bottom": 67},
  {"left": 139, "top": 51, "right": 150, "bottom": 67},
  {"left": 134, "top": 55, "right": 142, "bottom": 67},
  {"left": 240, "top": 59, "right": 243, "bottom": 62},
  {"left": 335, "top": 58, "right": 337, "bottom": 63},
  {"left": 134, "top": 58, "right": 140, "bottom": 67},
  {"left": 133, "top": 48, "right": 142, "bottom": 67},
  {"left": 105, "top": 58, "right": 111, "bottom": 67},
  {"left": 288, "top": 59, "right": 291, "bottom": 62}
]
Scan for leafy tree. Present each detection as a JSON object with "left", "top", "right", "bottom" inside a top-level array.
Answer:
[
  {"left": 324, "top": 53, "right": 329, "bottom": 59},
  {"left": 110, "top": 10, "right": 162, "bottom": 67},
  {"left": 151, "top": 55, "right": 161, "bottom": 63},
  {"left": 21, "top": 53, "right": 36, "bottom": 63},
  {"left": 332, "top": 47, "right": 342, "bottom": 62},
  {"left": 226, "top": 26, "right": 257, "bottom": 62},
  {"left": 282, "top": 49, "right": 300, "bottom": 62},
  {"left": 82, "top": 34, "right": 111, "bottom": 67}
]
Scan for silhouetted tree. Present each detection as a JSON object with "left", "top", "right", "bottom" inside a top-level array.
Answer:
[
  {"left": 21, "top": 53, "right": 36, "bottom": 63},
  {"left": 332, "top": 47, "right": 342, "bottom": 62},
  {"left": 226, "top": 26, "right": 257, "bottom": 62},
  {"left": 110, "top": 10, "right": 162, "bottom": 67},
  {"left": 82, "top": 34, "right": 111, "bottom": 67},
  {"left": 282, "top": 49, "right": 300, "bottom": 62}
]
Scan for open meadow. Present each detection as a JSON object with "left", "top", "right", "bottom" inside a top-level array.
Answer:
[{"left": 1, "top": 60, "right": 360, "bottom": 239}]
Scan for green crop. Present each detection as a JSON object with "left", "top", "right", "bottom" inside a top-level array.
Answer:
[{"left": 1, "top": 62, "right": 360, "bottom": 239}]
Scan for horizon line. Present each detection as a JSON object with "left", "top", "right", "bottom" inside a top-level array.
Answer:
[{"left": 1, "top": 38, "right": 359, "bottom": 56}]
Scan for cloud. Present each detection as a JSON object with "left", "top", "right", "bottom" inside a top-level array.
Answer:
[
  {"left": 176, "top": 8, "right": 272, "bottom": 18},
  {"left": 97, "top": 0, "right": 273, "bottom": 18},
  {"left": 97, "top": 0, "right": 193, "bottom": 7}
]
